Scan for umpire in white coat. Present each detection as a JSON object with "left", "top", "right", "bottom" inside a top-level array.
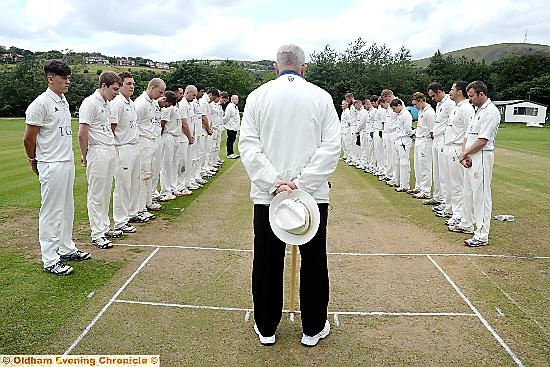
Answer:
[{"left": 239, "top": 44, "right": 341, "bottom": 347}]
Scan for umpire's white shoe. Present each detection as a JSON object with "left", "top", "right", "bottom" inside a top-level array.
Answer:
[
  {"left": 253, "top": 324, "right": 276, "bottom": 346},
  {"left": 301, "top": 320, "right": 330, "bottom": 347}
]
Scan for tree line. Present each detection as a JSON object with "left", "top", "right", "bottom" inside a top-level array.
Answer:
[{"left": 1, "top": 38, "right": 549, "bottom": 117}]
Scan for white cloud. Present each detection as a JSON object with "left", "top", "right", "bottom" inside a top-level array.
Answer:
[{"left": 0, "top": 0, "right": 548, "bottom": 61}]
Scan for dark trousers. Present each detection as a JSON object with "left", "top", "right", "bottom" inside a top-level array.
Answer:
[
  {"left": 226, "top": 129, "right": 237, "bottom": 155},
  {"left": 252, "top": 203, "right": 329, "bottom": 337}
]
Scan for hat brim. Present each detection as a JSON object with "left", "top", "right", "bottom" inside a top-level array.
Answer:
[{"left": 269, "top": 189, "right": 321, "bottom": 245}]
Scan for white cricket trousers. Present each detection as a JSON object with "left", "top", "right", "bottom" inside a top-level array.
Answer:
[
  {"left": 138, "top": 136, "right": 155, "bottom": 212},
  {"left": 86, "top": 145, "right": 117, "bottom": 240},
  {"left": 432, "top": 135, "right": 447, "bottom": 202},
  {"left": 444, "top": 144, "right": 465, "bottom": 219},
  {"left": 185, "top": 137, "right": 196, "bottom": 185},
  {"left": 373, "top": 130, "right": 384, "bottom": 173},
  {"left": 413, "top": 138, "right": 433, "bottom": 196},
  {"left": 359, "top": 131, "right": 368, "bottom": 164},
  {"left": 37, "top": 160, "right": 77, "bottom": 267},
  {"left": 193, "top": 134, "right": 205, "bottom": 179},
  {"left": 394, "top": 136, "right": 412, "bottom": 189},
  {"left": 150, "top": 137, "right": 162, "bottom": 197},
  {"left": 202, "top": 133, "right": 214, "bottom": 172},
  {"left": 462, "top": 150, "right": 494, "bottom": 242},
  {"left": 176, "top": 136, "right": 190, "bottom": 191},
  {"left": 384, "top": 131, "right": 396, "bottom": 179},
  {"left": 113, "top": 144, "right": 140, "bottom": 228},
  {"left": 366, "top": 132, "right": 375, "bottom": 168},
  {"left": 342, "top": 131, "right": 351, "bottom": 159},
  {"left": 210, "top": 127, "right": 222, "bottom": 166},
  {"left": 160, "top": 133, "right": 180, "bottom": 196}
]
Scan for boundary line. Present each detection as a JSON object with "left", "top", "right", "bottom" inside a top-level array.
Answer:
[
  {"left": 63, "top": 247, "right": 160, "bottom": 356},
  {"left": 112, "top": 243, "right": 550, "bottom": 260},
  {"left": 427, "top": 255, "right": 524, "bottom": 367},
  {"left": 114, "top": 299, "right": 475, "bottom": 318}
]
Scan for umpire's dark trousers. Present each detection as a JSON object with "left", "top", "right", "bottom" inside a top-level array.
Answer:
[
  {"left": 226, "top": 129, "right": 237, "bottom": 156},
  {"left": 252, "top": 203, "right": 329, "bottom": 337}
]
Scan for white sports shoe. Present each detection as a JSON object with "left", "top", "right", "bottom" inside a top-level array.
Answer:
[
  {"left": 253, "top": 324, "right": 275, "bottom": 346},
  {"left": 301, "top": 320, "right": 330, "bottom": 347}
]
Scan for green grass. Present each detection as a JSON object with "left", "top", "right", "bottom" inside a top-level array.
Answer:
[
  {"left": 353, "top": 122, "right": 550, "bottom": 256},
  {"left": 0, "top": 249, "right": 123, "bottom": 353},
  {"left": 0, "top": 117, "right": 235, "bottom": 353}
]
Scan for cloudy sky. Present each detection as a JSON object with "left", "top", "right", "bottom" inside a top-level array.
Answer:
[{"left": 1, "top": 0, "right": 548, "bottom": 62}]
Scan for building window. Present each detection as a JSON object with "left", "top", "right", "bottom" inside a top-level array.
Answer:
[{"left": 513, "top": 107, "right": 538, "bottom": 116}]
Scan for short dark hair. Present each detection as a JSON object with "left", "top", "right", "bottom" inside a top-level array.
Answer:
[
  {"left": 390, "top": 98, "right": 403, "bottom": 107},
  {"left": 163, "top": 91, "right": 177, "bottom": 105},
  {"left": 44, "top": 59, "right": 71, "bottom": 77},
  {"left": 453, "top": 80, "right": 468, "bottom": 98},
  {"left": 428, "top": 82, "right": 444, "bottom": 93},
  {"left": 467, "top": 80, "right": 488, "bottom": 96},
  {"left": 219, "top": 91, "right": 229, "bottom": 99},
  {"left": 207, "top": 88, "right": 220, "bottom": 97},
  {"left": 99, "top": 71, "right": 122, "bottom": 88},
  {"left": 119, "top": 71, "right": 133, "bottom": 81},
  {"left": 195, "top": 83, "right": 205, "bottom": 92},
  {"left": 168, "top": 84, "right": 182, "bottom": 92},
  {"left": 370, "top": 95, "right": 379, "bottom": 103}
]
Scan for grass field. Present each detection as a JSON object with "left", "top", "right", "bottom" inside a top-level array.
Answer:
[
  {"left": 0, "top": 118, "right": 237, "bottom": 353},
  {"left": 1, "top": 118, "right": 549, "bottom": 365}
]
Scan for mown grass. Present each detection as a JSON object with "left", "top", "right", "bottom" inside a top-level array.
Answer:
[
  {"left": 357, "top": 122, "right": 550, "bottom": 256},
  {"left": 0, "top": 117, "right": 235, "bottom": 353}
]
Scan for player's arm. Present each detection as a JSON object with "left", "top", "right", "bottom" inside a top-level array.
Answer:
[{"left": 23, "top": 125, "right": 40, "bottom": 175}]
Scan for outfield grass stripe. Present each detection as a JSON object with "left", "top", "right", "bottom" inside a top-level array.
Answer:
[
  {"left": 64, "top": 247, "right": 160, "bottom": 356},
  {"left": 427, "top": 255, "right": 525, "bottom": 367}
]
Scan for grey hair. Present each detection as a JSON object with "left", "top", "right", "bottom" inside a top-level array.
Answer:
[{"left": 276, "top": 44, "right": 305, "bottom": 68}]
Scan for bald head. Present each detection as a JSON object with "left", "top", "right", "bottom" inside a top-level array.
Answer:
[
  {"left": 147, "top": 78, "right": 166, "bottom": 100},
  {"left": 184, "top": 84, "right": 197, "bottom": 102},
  {"left": 231, "top": 94, "right": 239, "bottom": 104}
]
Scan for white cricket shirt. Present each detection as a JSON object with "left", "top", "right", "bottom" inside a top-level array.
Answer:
[
  {"left": 79, "top": 90, "right": 114, "bottom": 146},
  {"left": 416, "top": 104, "right": 435, "bottom": 139},
  {"left": 465, "top": 98, "right": 500, "bottom": 151},
  {"left": 432, "top": 94, "right": 455, "bottom": 138},
  {"left": 135, "top": 91, "right": 161, "bottom": 140},
  {"left": 445, "top": 99, "right": 475, "bottom": 145},
  {"left": 223, "top": 102, "right": 240, "bottom": 131},
  {"left": 110, "top": 94, "right": 138, "bottom": 145}
]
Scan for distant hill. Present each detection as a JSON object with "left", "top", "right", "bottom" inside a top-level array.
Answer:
[{"left": 414, "top": 43, "right": 550, "bottom": 68}]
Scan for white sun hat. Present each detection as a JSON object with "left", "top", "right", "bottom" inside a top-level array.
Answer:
[{"left": 269, "top": 189, "right": 320, "bottom": 245}]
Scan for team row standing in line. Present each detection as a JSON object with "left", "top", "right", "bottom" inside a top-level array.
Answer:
[
  {"left": 341, "top": 81, "right": 500, "bottom": 247},
  {"left": 23, "top": 59, "right": 241, "bottom": 275}
]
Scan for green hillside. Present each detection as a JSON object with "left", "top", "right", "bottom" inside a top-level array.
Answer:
[{"left": 414, "top": 43, "right": 550, "bottom": 68}]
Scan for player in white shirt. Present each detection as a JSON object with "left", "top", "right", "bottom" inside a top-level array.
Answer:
[
  {"left": 364, "top": 97, "right": 378, "bottom": 173},
  {"left": 111, "top": 72, "right": 141, "bottom": 234},
  {"left": 180, "top": 85, "right": 200, "bottom": 191},
  {"left": 444, "top": 81, "right": 475, "bottom": 226},
  {"left": 192, "top": 84, "right": 208, "bottom": 186},
  {"left": 207, "top": 90, "right": 223, "bottom": 174},
  {"left": 172, "top": 85, "right": 195, "bottom": 196},
  {"left": 427, "top": 82, "right": 456, "bottom": 211},
  {"left": 411, "top": 92, "right": 435, "bottom": 199},
  {"left": 380, "top": 89, "right": 398, "bottom": 186},
  {"left": 223, "top": 93, "right": 241, "bottom": 159},
  {"left": 340, "top": 101, "right": 352, "bottom": 162},
  {"left": 374, "top": 97, "right": 388, "bottom": 177},
  {"left": 23, "top": 60, "right": 91, "bottom": 275},
  {"left": 350, "top": 99, "right": 363, "bottom": 166},
  {"left": 134, "top": 78, "right": 166, "bottom": 218},
  {"left": 239, "top": 44, "right": 340, "bottom": 347},
  {"left": 158, "top": 91, "right": 180, "bottom": 201},
  {"left": 78, "top": 71, "right": 122, "bottom": 249},
  {"left": 355, "top": 99, "right": 370, "bottom": 170},
  {"left": 199, "top": 88, "right": 219, "bottom": 177},
  {"left": 390, "top": 99, "right": 414, "bottom": 191},
  {"left": 456, "top": 81, "right": 500, "bottom": 247}
]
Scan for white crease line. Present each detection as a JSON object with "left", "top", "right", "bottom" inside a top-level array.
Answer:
[
  {"left": 63, "top": 247, "right": 160, "bottom": 356},
  {"left": 113, "top": 300, "right": 474, "bottom": 318},
  {"left": 115, "top": 299, "right": 252, "bottom": 312},
  {"left": 113, "top": 243, "right": 252, "bottom": 253},
  {"left": 427, "top": 255, "right": 524, "bottom": 367},
  {"left": 110, "top": 244, "right": 550, "bottom": 260},
  {"left": 244, "top": 310, "right": 251, "bottom": 322}
]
